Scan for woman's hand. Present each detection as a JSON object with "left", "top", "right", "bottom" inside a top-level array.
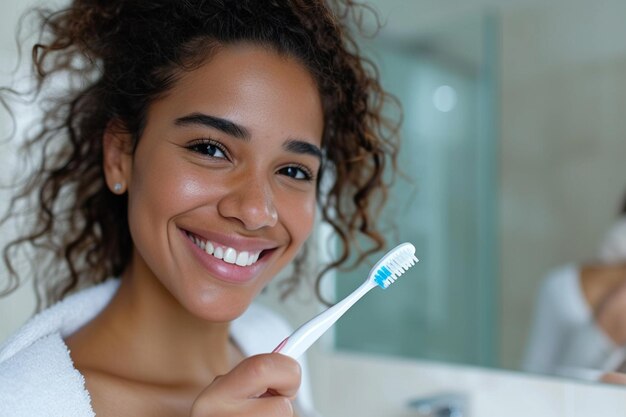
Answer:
[
  {"left": 190, "top": 353, "right": 301, "bottom": 417},
  {"left": 600, "top": 371, "right": 626, "bottom": 385}
]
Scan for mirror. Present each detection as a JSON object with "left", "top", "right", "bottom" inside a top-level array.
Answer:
[{"left": 333, "top": 0, "right": 626, "bottom": 384}]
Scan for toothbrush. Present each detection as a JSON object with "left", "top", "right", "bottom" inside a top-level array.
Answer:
[{"left": 272, "top": 242, "right": 418, "bottom": 359}]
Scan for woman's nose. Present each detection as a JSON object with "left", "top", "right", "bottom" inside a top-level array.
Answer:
[{"left": 217, "top": 175, "right": 278, "bottom": 230}]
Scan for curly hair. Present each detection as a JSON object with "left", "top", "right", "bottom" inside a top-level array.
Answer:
[{"left": 0, "top": 0, "right": 400, "bottom": 309}]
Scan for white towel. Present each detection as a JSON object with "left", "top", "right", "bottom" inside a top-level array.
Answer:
[
  {"left": 0, "top": 280, "right": 118, "bottom": 417},
  {"left": 0, "top": 333, "right": 94, "bottom": 416},
  {"left": 0, "top": 279, "right": 321, "bottom": 417},
  {"left": 0, "top": 280, "right": 118, "bottom": 362}
]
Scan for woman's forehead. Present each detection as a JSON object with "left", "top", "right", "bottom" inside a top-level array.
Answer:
[{"left": 147, "top": 44, "right": 324, "bottom": 144}]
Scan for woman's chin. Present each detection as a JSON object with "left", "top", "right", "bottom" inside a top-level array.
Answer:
[{"left": 185, "top": 290, "right": 254, "bottom": 323}]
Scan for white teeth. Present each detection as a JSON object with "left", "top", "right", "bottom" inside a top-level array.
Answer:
[
  {"left": 248, "top": 252, "right": 259, "bottom": 266},
  {"left": 236, "top": 251, "right": 249, "bottom": 266},
  {"left": 205, "top": 241, "right": 214, "bottom": 255},
  {"left": 187, "top": 232, "right": 263, "bottom": 267},
  {"left": 223, "top": 247, "right": 237, "bottom": 264}
]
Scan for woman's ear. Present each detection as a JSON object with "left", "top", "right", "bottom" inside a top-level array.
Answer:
[{"left": 103, "top": 120, "right": 133, "bottom": 195}]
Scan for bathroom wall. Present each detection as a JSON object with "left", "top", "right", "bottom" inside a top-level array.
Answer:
[
  {"left": 498, "top": 0, "right": 626, "bottom": 369},
  {"left": 366, "top": 0, "right": 626, "bottom": 370},
  {"left": 0, "top": 0, "right": 39, "bottom": 338}
]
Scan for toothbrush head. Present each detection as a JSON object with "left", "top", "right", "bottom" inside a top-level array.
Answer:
[{"left": 371, "top": 242, "right": 418, "bottom": 289}]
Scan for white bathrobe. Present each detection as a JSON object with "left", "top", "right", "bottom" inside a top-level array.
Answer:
[
  {"left": 522, "top": 217, "right": 626, "bottom": 380},
  {"left": 0, "top": 279, "right": 319, "bottom": 417},
  {"left": 522, "top": 264, "right": 626, "bottom": 379}
]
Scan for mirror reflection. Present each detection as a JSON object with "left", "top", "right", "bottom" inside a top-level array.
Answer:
[{"left": 334, "top": 0, "right": 626, "bottom": 385}]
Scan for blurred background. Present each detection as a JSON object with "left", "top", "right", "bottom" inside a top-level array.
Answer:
[
  {"left": 333, "top": 0, "right": 626, "bottom": 374},
  {"left": 336, "top": 0, "right": 626, "bottom": 369}
]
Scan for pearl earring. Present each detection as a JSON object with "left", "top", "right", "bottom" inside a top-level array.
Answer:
[{"left": 113, "top": 183, "right": 123, "bottom": 193}]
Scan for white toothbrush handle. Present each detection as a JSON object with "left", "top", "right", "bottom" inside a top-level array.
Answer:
[{"left": 273, "top": 280, "right": 376, "bottom": 359}]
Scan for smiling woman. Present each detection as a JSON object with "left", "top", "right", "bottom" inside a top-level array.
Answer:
[
  {"left": 0, "top": 1, "right": 399, "bottom": 417},
  {"left": 112, "top": 44, "right": 324, "bottom": 322}
]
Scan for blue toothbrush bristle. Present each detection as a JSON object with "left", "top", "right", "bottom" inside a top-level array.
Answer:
[
  {"left": 374, "top": 266, "right": 393, "bottom": 288},
  {"left": 372, "top": 244, "right": 419, "bottom": 289}
]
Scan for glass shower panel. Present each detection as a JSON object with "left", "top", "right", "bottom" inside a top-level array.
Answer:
[{"left": 334, "top": 13, "right": 498, "bottom": 367}]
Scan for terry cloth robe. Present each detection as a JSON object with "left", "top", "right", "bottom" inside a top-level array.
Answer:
[{"left": 0, "top": 279, "right": 320, "bottom": 417}]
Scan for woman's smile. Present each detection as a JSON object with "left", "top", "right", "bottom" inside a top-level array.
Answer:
[
  {"left": 186, "top": 231, "right": 263, "bottom": 267},
  {"left": 179, "top": 227, "right": 279, "bottom": 284}
]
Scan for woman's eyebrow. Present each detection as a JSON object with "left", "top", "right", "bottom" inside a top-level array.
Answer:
[
  {"left": 175, "top": 112, "right": 322, "bottom": 161},
  {"left": 174, "top": 112, "right": 250, "bottom": 140},
  {"left": 283, "top": 139, "right": 322, "bottom": 161}
]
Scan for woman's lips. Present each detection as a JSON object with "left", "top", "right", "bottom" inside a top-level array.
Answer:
[
  {"left": 179, "top": 228, "right": 273, "bottom": 284},
  {"left": 185, "top": 231, "right": 262, "bottom": 266}
]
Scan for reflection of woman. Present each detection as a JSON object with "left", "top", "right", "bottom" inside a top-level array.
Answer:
[
  {"left": 522, "top": 213, "right": 626, "bottom": 380},
  {"left": 0, "top": 1, "right": 399, "bottom": 416}
]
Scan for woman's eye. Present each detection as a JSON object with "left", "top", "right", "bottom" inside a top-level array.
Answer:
[
  {"left": 186, "top": 139, "right": 228, "bottom": 159},
  {"left": 279, "top": 165, "right": 313, "bottom": 181}
]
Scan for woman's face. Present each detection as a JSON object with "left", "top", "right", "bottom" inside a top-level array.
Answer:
[{"left": 120, "top": 44, "right": 323, "bottom": 321}]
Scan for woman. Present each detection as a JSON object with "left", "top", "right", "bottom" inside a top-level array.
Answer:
[
  {"left": 523, "top": 209, "right": 626, "bottom": 381},
  {"left": 0, "top": 1, "right": 399, "bottom": 416}
]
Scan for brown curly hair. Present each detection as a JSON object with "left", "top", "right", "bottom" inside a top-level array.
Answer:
[{"left": 1, "top": 0, "right": 400, "bottom": 309}]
